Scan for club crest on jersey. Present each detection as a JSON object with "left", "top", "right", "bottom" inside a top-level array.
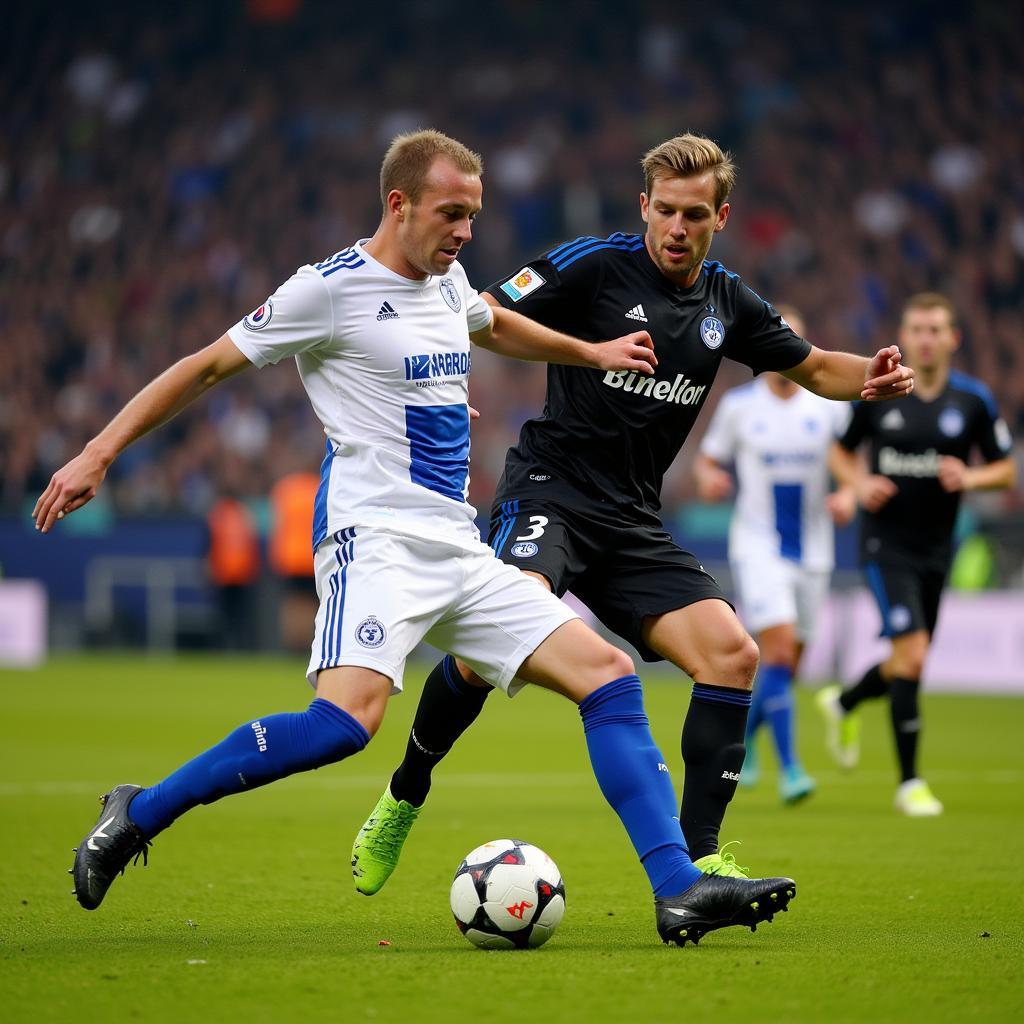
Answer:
[
  {"left": 938, "top": 407, "right": 965, "bottom": 437},
  {"left": 439, "top": 277, "right": 461, "bottom": 312},
  {"left": 500, "top": 267, "right": 546, "bottom": 302},
  {"left": 700, "top": 316, "right": 725, "bottom": 350},
  {"left": 243, "top": 299, "right": 274, "bottom": 331},
  {"left": 511, "top": 541, "right": 539, "bottom": 557},
  {"left": 356, "top": 616, "right": 387, "bottom": 649}
]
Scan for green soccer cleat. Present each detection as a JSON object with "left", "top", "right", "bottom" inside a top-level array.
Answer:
[
  {"left": 693, "top": 841, "right": 749, "bottom": 879},
  {"left": 351, "top": 787, "right": 422, "bottom": 895},
  {"left": 779, "top": 764, "right": 816, "bottom": 804},
  {"left": 816, "top": 684, "right": 860, "bottom": 769},
  {"left": 894, "top": 778, "right": 944, "bottom": 817}
]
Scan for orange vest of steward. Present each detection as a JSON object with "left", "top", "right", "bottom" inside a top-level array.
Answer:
[
  {"left": 207, "top": 498, "right": 261, "bottom": 586},
  {"left": 269, "top": 473, "right": 319, "bottom": 577}
]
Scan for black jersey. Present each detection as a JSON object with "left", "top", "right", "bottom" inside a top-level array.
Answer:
[
  {"left": 485, "top": 232, "right": 811, "bottom": 521},
  {"left": 838, "top": 370, "right": 1013, "bottom": 566}
]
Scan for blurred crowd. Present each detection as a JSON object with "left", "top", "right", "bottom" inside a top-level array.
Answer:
[{"left": 1, "top": 0, "right": 1021, "bottom": 520}]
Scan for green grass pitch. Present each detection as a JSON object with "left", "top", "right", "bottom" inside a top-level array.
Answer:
[{"left": 2, "top": 655, "right": 1022, "bottom": 1023}]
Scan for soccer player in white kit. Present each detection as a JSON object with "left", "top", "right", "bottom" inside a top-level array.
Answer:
[
  {"left": 696, "top": 307, "right": 853, "bottom": 803},
  {"left": 36, "top": 130, "right": 797, "bottom": 945}
]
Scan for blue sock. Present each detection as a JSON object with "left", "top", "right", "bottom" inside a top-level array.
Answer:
[
  {"left": 129, "top": 698, "right": 370, "bottom": 837},
  {"left": 579, "top": 676, "right": 701, "bottom": 897},
  {"left": 746, "top": 669, "right": 767, "bottom": 746},
  {"left": 760, "top": 664, "right": 796, "bottom": 770}
]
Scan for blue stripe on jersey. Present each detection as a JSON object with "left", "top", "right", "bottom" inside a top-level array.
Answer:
[
  {"left": 316, "top": 247, "right": 365, "bottom": 277},
  {"left": 864, "top": 562, "right": 893, "bottom": 638},
  {"left": 773, "top": 483, "right": 803, "bottom": 561},
  {"left": 948, "top": 370, "right": 998, "bottom": 419},
  {"left": 553, "top": 237, "right": 645, "bottom": 271},
  {"left": 546, "top": 235, "right": 601, "bottom": 263},
  {"left": 321, "top": 529, "right": 355, "bottom": 666},
  {"left": 312, "top": 439, "right": 335, "bottom": 552},
  {"left": 702, "top": 259, "right": 740, "bottom": 280},
  {"left": 405, "top": 404, "right": 470, "bottom": 502},
  {"left": 491, "top": 499, "right": 520, "bottom": 556}
]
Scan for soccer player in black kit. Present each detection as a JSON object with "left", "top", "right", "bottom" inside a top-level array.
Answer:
[
  {"left": 352, "top": 133, "right": 916, "bottom": 940},
  {"left": 821, "top": 293, "right": 1015, "bottom": 816}
]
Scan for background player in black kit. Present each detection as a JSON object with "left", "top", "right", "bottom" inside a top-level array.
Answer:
[
  {"left": 351, "top": 133, "right": 915, "bottom": 899},
  {"left": 821, "top": 293, "right": 1015, "bottom": 816}
]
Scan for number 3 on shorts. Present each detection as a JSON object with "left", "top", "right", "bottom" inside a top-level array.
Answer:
[{"left": 515, "top": 515, "right": 548, "bottom": 541}]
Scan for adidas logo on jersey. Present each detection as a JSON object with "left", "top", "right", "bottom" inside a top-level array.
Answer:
[
  {"left": 624, "top": 304, "right": 648, "bottom": 322},
  {"left": 880, "top": 408, "right": 905, "bottom": 430},
  {"left": 377, "top": 301, "right": 399, "bottom": 321}
]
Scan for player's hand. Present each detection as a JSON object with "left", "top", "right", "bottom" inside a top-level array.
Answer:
[
  {"left": 32, "top": 447, "right": 108, "bottom": 533},
  {"left": 593, "top": 331, "right": 657, "bottom": 376},
  {"left": 862, "top": 345, "right": 915, "bottom": 401},
  {"left": 696, "top": 464, "right": 733, "bottom": 502},
  {"left": 825, "top": 487, "right": 857, "bottom": 526},
  {"left": 856, "top": 474, "right": 898, "bottom": 513},
  {"left": 938, "top": 455, "right": 971, "bottom": 493},
  {"left": 469, "top": 404, "right": 481, "bottom": 421}
]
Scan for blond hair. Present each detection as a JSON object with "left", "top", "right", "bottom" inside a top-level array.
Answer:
[
  {"left": 379, "top": 129, "right": 483, "bottom": 206},
  {"left": 902, "top": 292, "right": 957, "bottom": 327},
  {"left": 641, "top": 134, "right": 736, "bottom": 209}
]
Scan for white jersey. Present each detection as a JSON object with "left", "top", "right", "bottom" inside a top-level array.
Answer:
[
  {"left": 700, "top": 378, "right": 850, "bottom": 571},
  {"left": 228, "top": 241, "right": 493, "bottom": 552}
]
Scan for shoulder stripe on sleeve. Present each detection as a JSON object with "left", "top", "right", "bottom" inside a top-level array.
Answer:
[
  {"left": 702, "top": 259, "right": 740, "bottom": 281},
  {"left": 553, "top": 236, "right": 644, "bottom": 271},
  {"left": 546, "top": 235, "right": 601, "bottom": 262},
  {"left": 948, "top": 370, "right": 999, "bottom": 418},
  {"left": 315, "top": 247, "right": 366, "bottom": 277}
]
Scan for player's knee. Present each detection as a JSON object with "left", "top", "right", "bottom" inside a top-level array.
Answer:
[
  {"left": 708, "top": 632, "right": 760, "bottom": 689},
  {"left": 887, "top": 634, "right": 928, "bottom": 680},
  {"left": 454, "top": 658, "right": 490, "bottom": 689},
  {"left": 604, "top": 644, "right": 636, "bottom": 681}
]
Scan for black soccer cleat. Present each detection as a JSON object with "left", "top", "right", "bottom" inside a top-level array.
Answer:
[
  {"left": 655, "top": 872, "right": 796, "bottom": 947},
  {"left": 71, "top": 784, "right": 152, "bottom": 910}
]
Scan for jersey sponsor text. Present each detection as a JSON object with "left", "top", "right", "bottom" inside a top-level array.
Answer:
[{"left": 602, "top": 370, "right": 706, "bottom": 406}]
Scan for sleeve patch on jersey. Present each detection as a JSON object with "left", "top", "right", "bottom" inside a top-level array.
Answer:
[
  {"left": 500, "top": 267, "right": 546, "bottom": 302},
  {"left": 242, "top": 298, "right": 274, "bottom": 331}
]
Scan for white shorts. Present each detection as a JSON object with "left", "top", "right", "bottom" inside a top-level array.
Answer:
[
  {"left": 731, "top": 554, "right": 830, "bottom": 642},
  {"left": 306, "top": 527, "right": 579, "bottom": 695}
]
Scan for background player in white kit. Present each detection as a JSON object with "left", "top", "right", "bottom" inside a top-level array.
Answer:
[
  {"left": 695, "top": 306, "right": 853, "bottom": 803},
  {"left": 36, "top": 129, "right": 797, "bottom": 945}
]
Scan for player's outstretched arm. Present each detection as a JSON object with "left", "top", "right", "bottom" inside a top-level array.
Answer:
[
  {"left": 33, "top": 334, "right": 251, "bottom": 533},
  {"left": 938, "top": 455, "right": 1017, "bottom": 494},
  {"left": 471, "top": 303, "right": 657, "bottom": 375},
  {"left": 783, "top": 345, "right": 914, "bottom": 402}
]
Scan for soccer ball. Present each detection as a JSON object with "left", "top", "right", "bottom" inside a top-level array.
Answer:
[{"left": 449, "top": 839, "right": 566, "bottom": 949}]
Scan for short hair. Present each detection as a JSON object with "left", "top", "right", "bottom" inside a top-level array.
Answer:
[
  {"left": 641, "top": 133, "right": 737, "bottom": 209},
  {"left": 901, "top": 292, "right": 957, "bottom": 327},
  {"left": 379, "top": 129, "right": 483, "bottom": 206}
]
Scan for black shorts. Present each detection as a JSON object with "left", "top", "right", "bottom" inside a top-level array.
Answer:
[
  {"left": 863, "top": 558, "right": 948, "bottom": 638},
  {"left": 487, "top": 496, "right": 729, "bottom": 662}
]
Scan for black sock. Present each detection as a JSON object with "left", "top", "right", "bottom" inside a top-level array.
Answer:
[
  {"left": 889, "top": 677, "right": 921, "bottom": 783},
  {"left": 389, "top": 656, "right": 491, "bottom": 806},
  {"left": 840, "top": 663, "right": 888, "bottom": 713},
  {"left": 680, "top": 683, "right": 751, "bottom": 861}
]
